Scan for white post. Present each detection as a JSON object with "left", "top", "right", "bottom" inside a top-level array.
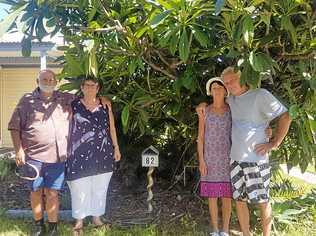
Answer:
[
  {"left": 40, "top": 51, "right": 47, "bottom": 70},
  {"left": 147, "top": 166, "right": 154, "bottom": 212},
  {"left": 142, "top": 146, "right": 159, "bottom": 213}
]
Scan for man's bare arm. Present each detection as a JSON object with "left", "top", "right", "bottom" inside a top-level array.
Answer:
[
  {"left": 10, "top": 130, "right": 25, "bottom": 165},
  {"left": 99, "top": 96, "right": 112, "bottom": 111},
  {"left": 255, "top": 112, "right": 292, "bottom": 155},
  {"left": 271, "top": 112, "right": 292, "bottom": 147}
]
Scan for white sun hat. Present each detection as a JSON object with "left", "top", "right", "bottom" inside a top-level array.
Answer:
[{"left": 206, "top": 77, "right": 229, "bottom": 96}]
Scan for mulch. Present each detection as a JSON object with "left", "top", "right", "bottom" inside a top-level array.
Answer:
[{"left": 0, "top": 171, "right": 207, "bottom": 222}]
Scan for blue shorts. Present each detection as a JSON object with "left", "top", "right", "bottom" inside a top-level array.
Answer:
[{"left": 26, "top": 159, "right": 65, "bottom": 192}]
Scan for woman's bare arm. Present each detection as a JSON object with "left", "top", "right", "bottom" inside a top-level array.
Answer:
[
  {"left": 108, "top": 108, "right": 121, "bottom": 161},
  {"left": 196, "top": 108, "right": 207, "bottom": 176},
  {"left": 197, "top": 113, "right": 205, "bottom": 163}
]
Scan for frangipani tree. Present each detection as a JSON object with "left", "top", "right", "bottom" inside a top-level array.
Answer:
[{"left": 1, "top": 0, "right": 315, "bottom": 172}]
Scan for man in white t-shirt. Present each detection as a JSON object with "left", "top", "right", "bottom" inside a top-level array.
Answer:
[{"left": 197, "top": 67, "right": 291, "bottom": 236}]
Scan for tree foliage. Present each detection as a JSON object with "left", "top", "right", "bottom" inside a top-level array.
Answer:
[{"left": 1, "top": 0, "right": 315, "bottom": 174}]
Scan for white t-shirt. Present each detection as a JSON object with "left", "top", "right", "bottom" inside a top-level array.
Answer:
[{"left": 226, "top": 88, "right": 287, "bottom": 163}]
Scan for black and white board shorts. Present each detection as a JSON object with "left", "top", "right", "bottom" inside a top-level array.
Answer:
[{"left": 230, "top": 160, "right": 271, "bottom": 204}]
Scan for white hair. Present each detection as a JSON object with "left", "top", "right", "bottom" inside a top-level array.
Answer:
[
  {"left": 221, "top": 66, "right": 241, "bottom": 78},
  {"left": 38, "top": 69, "right": 56, "bottom": 80}
]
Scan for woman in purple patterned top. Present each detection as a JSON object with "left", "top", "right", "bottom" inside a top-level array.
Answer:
[{"left": 197, "top": 77, "right": 232, "bottom": 236}]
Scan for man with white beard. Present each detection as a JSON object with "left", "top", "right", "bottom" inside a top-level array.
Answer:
[{"left": 8, "top": 69, "right": 110, "bottom": 236}]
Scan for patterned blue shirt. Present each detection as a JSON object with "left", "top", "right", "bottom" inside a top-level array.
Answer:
[{"left": 65, "top": 99, "right": 114, "bottom": 181}]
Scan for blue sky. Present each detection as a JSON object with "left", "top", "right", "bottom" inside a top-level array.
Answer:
[{"left": 0, "top": 3, "right": 9, "bottom": 21}]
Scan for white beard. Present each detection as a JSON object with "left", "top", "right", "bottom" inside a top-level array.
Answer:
[{"left": 39, "top": 84, "right": 55, "bottom": 93}]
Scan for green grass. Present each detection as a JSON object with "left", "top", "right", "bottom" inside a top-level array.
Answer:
[
  {"left": 0, "top": 218, "right": 160, "bottom": 236},
  {"left": 0, "top": 215, "right": 315, "bottom": 236},
  {"left": 0, "top": 216, "right": 208, "bottom": 236},
  {"left": 274, "top": 169, "right": 316, "bottom": 191},
  {"left": 267, "top": 171, "right": 316, "bottom": 236}
]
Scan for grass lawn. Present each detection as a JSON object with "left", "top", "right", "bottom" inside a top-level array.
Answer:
[
  {"left": 0, "top": 216, "right": 207, "bottom": 236},
  {"left": 0, "top": 217, "right": 159, "bottom": 236},
  {"left": 0, "top": 214, "right": 315, "bottom": 236}
]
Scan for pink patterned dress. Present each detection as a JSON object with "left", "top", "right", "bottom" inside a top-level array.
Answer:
[{"left": 200, "top": 106, "right": 232, "bottom": 198}]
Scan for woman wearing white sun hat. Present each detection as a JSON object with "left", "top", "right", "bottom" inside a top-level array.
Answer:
[{"left": 196, "top": 77, "right": 232, "bottom": 236}]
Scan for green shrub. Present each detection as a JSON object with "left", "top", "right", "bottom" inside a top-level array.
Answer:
[{"left": 0, "top": 159, "right": 14, "bottom": 181}]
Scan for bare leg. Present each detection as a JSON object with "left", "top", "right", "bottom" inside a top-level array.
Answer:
[
  {"left": 221, "top": 198, "right": 231, "bottom": 233},
  {"left": 72, "top": 219, "right": 84, "bottom": 236},
  {"left": 92, "top": 216, "right": 104, "bottom": 226},
  {"left": 259, "top": 202, "right": 272, "bottom": 236},
  {"left": 44, "top": 188, "right": 59, "bottom": 222},
  {"left": 236, "top": 201, "right": 251, "bottom": 236},
  {"left": 30, "top": 189, "right": 44, "bottom": 220},
  {"left": 208, "top": 198, "right": 219, "bottom": 232},
  {"left": 73, "top": 219, "right": 84, "bottom": 229}
]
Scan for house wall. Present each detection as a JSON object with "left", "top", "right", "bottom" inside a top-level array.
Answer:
[{"left": 0, "top": 67, "right": 60, "bottom": 147}]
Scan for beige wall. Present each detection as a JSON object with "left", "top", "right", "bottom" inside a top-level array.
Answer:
[{"left": 0, "top": 67, "right": 61, "bottom": 147}]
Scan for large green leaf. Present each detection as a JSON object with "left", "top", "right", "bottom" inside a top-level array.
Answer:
[
  {"left": 43, "top": 17, "right": 56, "bottom": 34},
  {"left": 89, "top": 48, "right": 98, "bottom": 77},
  {"left": 134, "top": 26, "right": 150, "bottom": 38},
  {"left": 169, "top": 32, "right": 179, "bottom": 55},
  {"left": 298, "top": 122, "right": 310, "bottom": 161},
  {"left": 65, "top": 54, "right": 85, "bottom": 76},
  {"left": 307, "top": 114, "right": 316, "bottom": 144},
  {"left": 243, "top": 15, "right": 254, "bottom": 46},
  {"left": 232, "top": 18, "right": 243, "bottom": 45},
  {"left": 139, "top": 110, "right": 149, "bottom": 123},
  {"left": 159, "top": 27, "right": 178, "bottom": 47},
  {"left": 261, "top": 10, "right": 271, "bottom": 28},
  {"left": 16, "top": 11, "right": 33, "bottom": 33},
  {"left": 191, "top": 26, "right": 208, "bottom": 47},
  {"left": 150, "top": 10, "right": 172, "bottom": 28},
  {"left": 121, "top": 105, "right": 130, "bottom": 133},
  {"left": 240, "top": 62, "right": 260, "bottom": 88},
  {"left": 88, "top": 7, "right": 97, "bottom": 22},
  {"left": 157, "top": 0, "right": 177, "bottom": 10},
  {"left": 249, "top": 51, "right": 273, "bottom": 72},
  {"left": 35, "top": 16, "right": 47, "bottom": 39},
  {"left": 179, "top": 28, "right": 189, "bottom": 61},
  {"left": 281, "top": 15, "right": 297, "bottom": 46},
  {"left": 21, "top": 36, "right": 31, "bottom": 57},
  {"left": 128, "top": 58, "right": 138, "bottom": 75},
  {"left": 0, "top": 4, "right": 27, "bottom": 37}
]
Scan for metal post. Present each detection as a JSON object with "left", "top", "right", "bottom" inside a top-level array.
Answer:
[{"left": 40, "top": 51, "right": 47, "bottom": 70}]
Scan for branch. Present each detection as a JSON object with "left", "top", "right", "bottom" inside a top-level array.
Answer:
[
  {"left": 142, "top": 56, "right": 177, "bottom": 80},
  {"left": 99, "top": 0, "right": 111, "bottom": 18},
  {"left": 107, "top": 48, "right": 135, "bottom": 56},
  {"left": 277, "top": 52, "right": 315, "bottom": 61},
  {"left": 153, "top": 49, "right": 170, "bottom": 67},
  {"left": 152, "top": 48, "right": 184, "bottom": 69}
]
